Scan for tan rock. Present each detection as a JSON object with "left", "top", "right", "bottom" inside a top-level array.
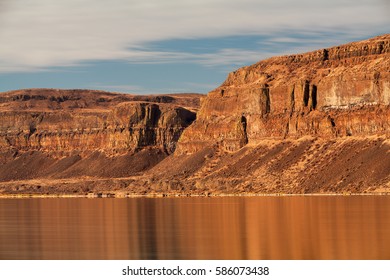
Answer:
[{"left": 177, "top": 34, "right": 390, "bottom": 153}]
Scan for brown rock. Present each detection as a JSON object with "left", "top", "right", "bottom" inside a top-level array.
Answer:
[
  {"left": 177, "top": 34, "right": 390, "bottom": 153},
  {"left": 0, "top": 89, "right": 200, "bottom": 181}
]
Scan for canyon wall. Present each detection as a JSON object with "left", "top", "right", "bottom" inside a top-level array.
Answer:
[
  {"left": 0, "top": 89, "right": 199, "bottom": 181},
  {"left": 177, "top": 34, "right": 390, "bottom": 154}
]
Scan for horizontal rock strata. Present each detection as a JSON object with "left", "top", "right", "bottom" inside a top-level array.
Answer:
[
  {"left": 0, "top": 89, "right": 199, "bottom": 181},
  {"left": 177, "top": 34, "right": 390, "bottom": 153}
]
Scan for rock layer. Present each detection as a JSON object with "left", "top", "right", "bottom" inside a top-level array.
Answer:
[
  {"left": 177, "top": 34, "right": 390, "bottom": 154},
  {"left": 0, "top": 89, "right": 199, "bottom": 181}
]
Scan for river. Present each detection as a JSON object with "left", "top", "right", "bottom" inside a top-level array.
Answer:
[{"left": 0, "top": 196, "right": 389, "bottom": 259}]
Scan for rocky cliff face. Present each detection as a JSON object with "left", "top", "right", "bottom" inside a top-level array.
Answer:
[
  {"left": 177, "top": 34, "right": 390, "bottom": 153},
  {"left": 153, "top": 34, "right": 389, "bottom": 195},
  {"left": 0, "top": 89, "right": 199, "bottom": 181}
]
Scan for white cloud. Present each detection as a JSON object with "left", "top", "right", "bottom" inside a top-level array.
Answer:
[{"left": 0, "top": 0, "right": 388, "bottom": 72}]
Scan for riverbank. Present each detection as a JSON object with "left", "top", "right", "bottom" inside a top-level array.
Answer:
[{"left": 0, "top": 176, "right": 389, "bottom": 198}]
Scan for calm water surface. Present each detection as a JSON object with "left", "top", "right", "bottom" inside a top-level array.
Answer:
[{"left": 0, "top": 196, "right": 389, "bottom": 260}]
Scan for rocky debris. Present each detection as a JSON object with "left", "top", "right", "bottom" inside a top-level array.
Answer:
[{"left": 138, "top": 136, "right": 389, "bottom": 196}]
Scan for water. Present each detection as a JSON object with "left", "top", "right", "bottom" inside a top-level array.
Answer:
[{"left": 0, "top": 196, "right": 389, "bottom": 260}]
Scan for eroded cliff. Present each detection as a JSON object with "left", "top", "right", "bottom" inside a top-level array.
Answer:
[
  {"left": 0, "top": 34, "right": 389, "bottom": 196},
  {"left": 0, "top": 89, "right": 199, "bottom": 182},
  {"left": 177, "top": 34, "right": 390, "bottom": 154},
  {"left": 156, "top": 34, "right": 390, "bottom": 195}
]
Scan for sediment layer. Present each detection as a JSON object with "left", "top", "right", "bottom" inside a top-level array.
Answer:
[
  {"left": 177, "top": 34, "right": 390, "bottom": 153},
  {"left": 0, "top": 89, "right": 199, "bottom": 181}
]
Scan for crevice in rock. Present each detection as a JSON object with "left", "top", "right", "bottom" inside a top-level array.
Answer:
[
  {"left": 310, "top": 85, "right": 317, "bottom": 110},
  {"left": 284, "top": 121, "right": 289, "bottom": 139},
  {"left": 329, "top": 117, "right": 336, "bottom": 127},
  {"left": 290, "top": 85, "right": 295, "bottom": 115},
  {"left": 328, "top": 116, "right": 337, "bottom": 136},
  {"left": 240, "top": 115, "right": 248, "bottom": 145},
  {"left": 303, "top": 80, "right": 310, "bottom": 107},
  {"left": 260, "top": 85, "right": 271, "bottom": 117},
  {"left": 322, "top": 49, "right": 329, "bottom": 61}
]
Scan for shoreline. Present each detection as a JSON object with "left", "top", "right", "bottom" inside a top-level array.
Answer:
[{"left": 1, "top": 191, "right": 389, "bottom": 198}]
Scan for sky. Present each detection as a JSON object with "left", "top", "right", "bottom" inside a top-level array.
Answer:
[{"left": 0, "top": 0, "right": 389, "bottom": 94}]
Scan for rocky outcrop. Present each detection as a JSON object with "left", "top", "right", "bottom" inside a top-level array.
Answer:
[
  {"left": 0, "top": 89, "right": 199, "bottom": 181},
  {"left": 177, "top": 34, "right": 390, "bottom": 154},
  {"left": 149, "top": 34, "right": 389, "bottom": 196}
]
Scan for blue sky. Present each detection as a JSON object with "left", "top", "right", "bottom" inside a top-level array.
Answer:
[{"left": 0, "top": 0, "right": 389, "bottom": 94}]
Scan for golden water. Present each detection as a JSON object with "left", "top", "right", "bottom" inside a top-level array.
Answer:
[{"left": 0, "top": 196, "right": 389, "bottom": 259}]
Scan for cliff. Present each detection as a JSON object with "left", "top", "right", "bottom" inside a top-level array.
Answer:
[
  {"left": 0, "top": 34, "right": 389, "bottom": 196},
  {"left": 177, "top": 34, "right": 390, "bottom": 153},
  {"left": 0, "top": 89, "right": 199, "bottom": 182},
  {"left": 153, "top": 34, "right": 390, "bottom": 195}
]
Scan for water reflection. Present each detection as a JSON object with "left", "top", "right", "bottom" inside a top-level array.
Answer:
[{"left": 0, "top": 196, "right": 389, "bottom": 259}]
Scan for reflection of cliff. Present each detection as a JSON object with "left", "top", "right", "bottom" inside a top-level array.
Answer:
[
  {"left": 0, "top": 34, "right": 389, "bottom": 195},
  {"left": 1, "top": 197, "right": 389, "bottom": 259}
]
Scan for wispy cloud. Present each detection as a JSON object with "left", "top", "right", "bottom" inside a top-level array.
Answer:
[
  {"left": 0, "top": 0, "right": 388, "bottom": 73},
  {"left": 115, "top": 47, "right": 270, "bottom": 67}
]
